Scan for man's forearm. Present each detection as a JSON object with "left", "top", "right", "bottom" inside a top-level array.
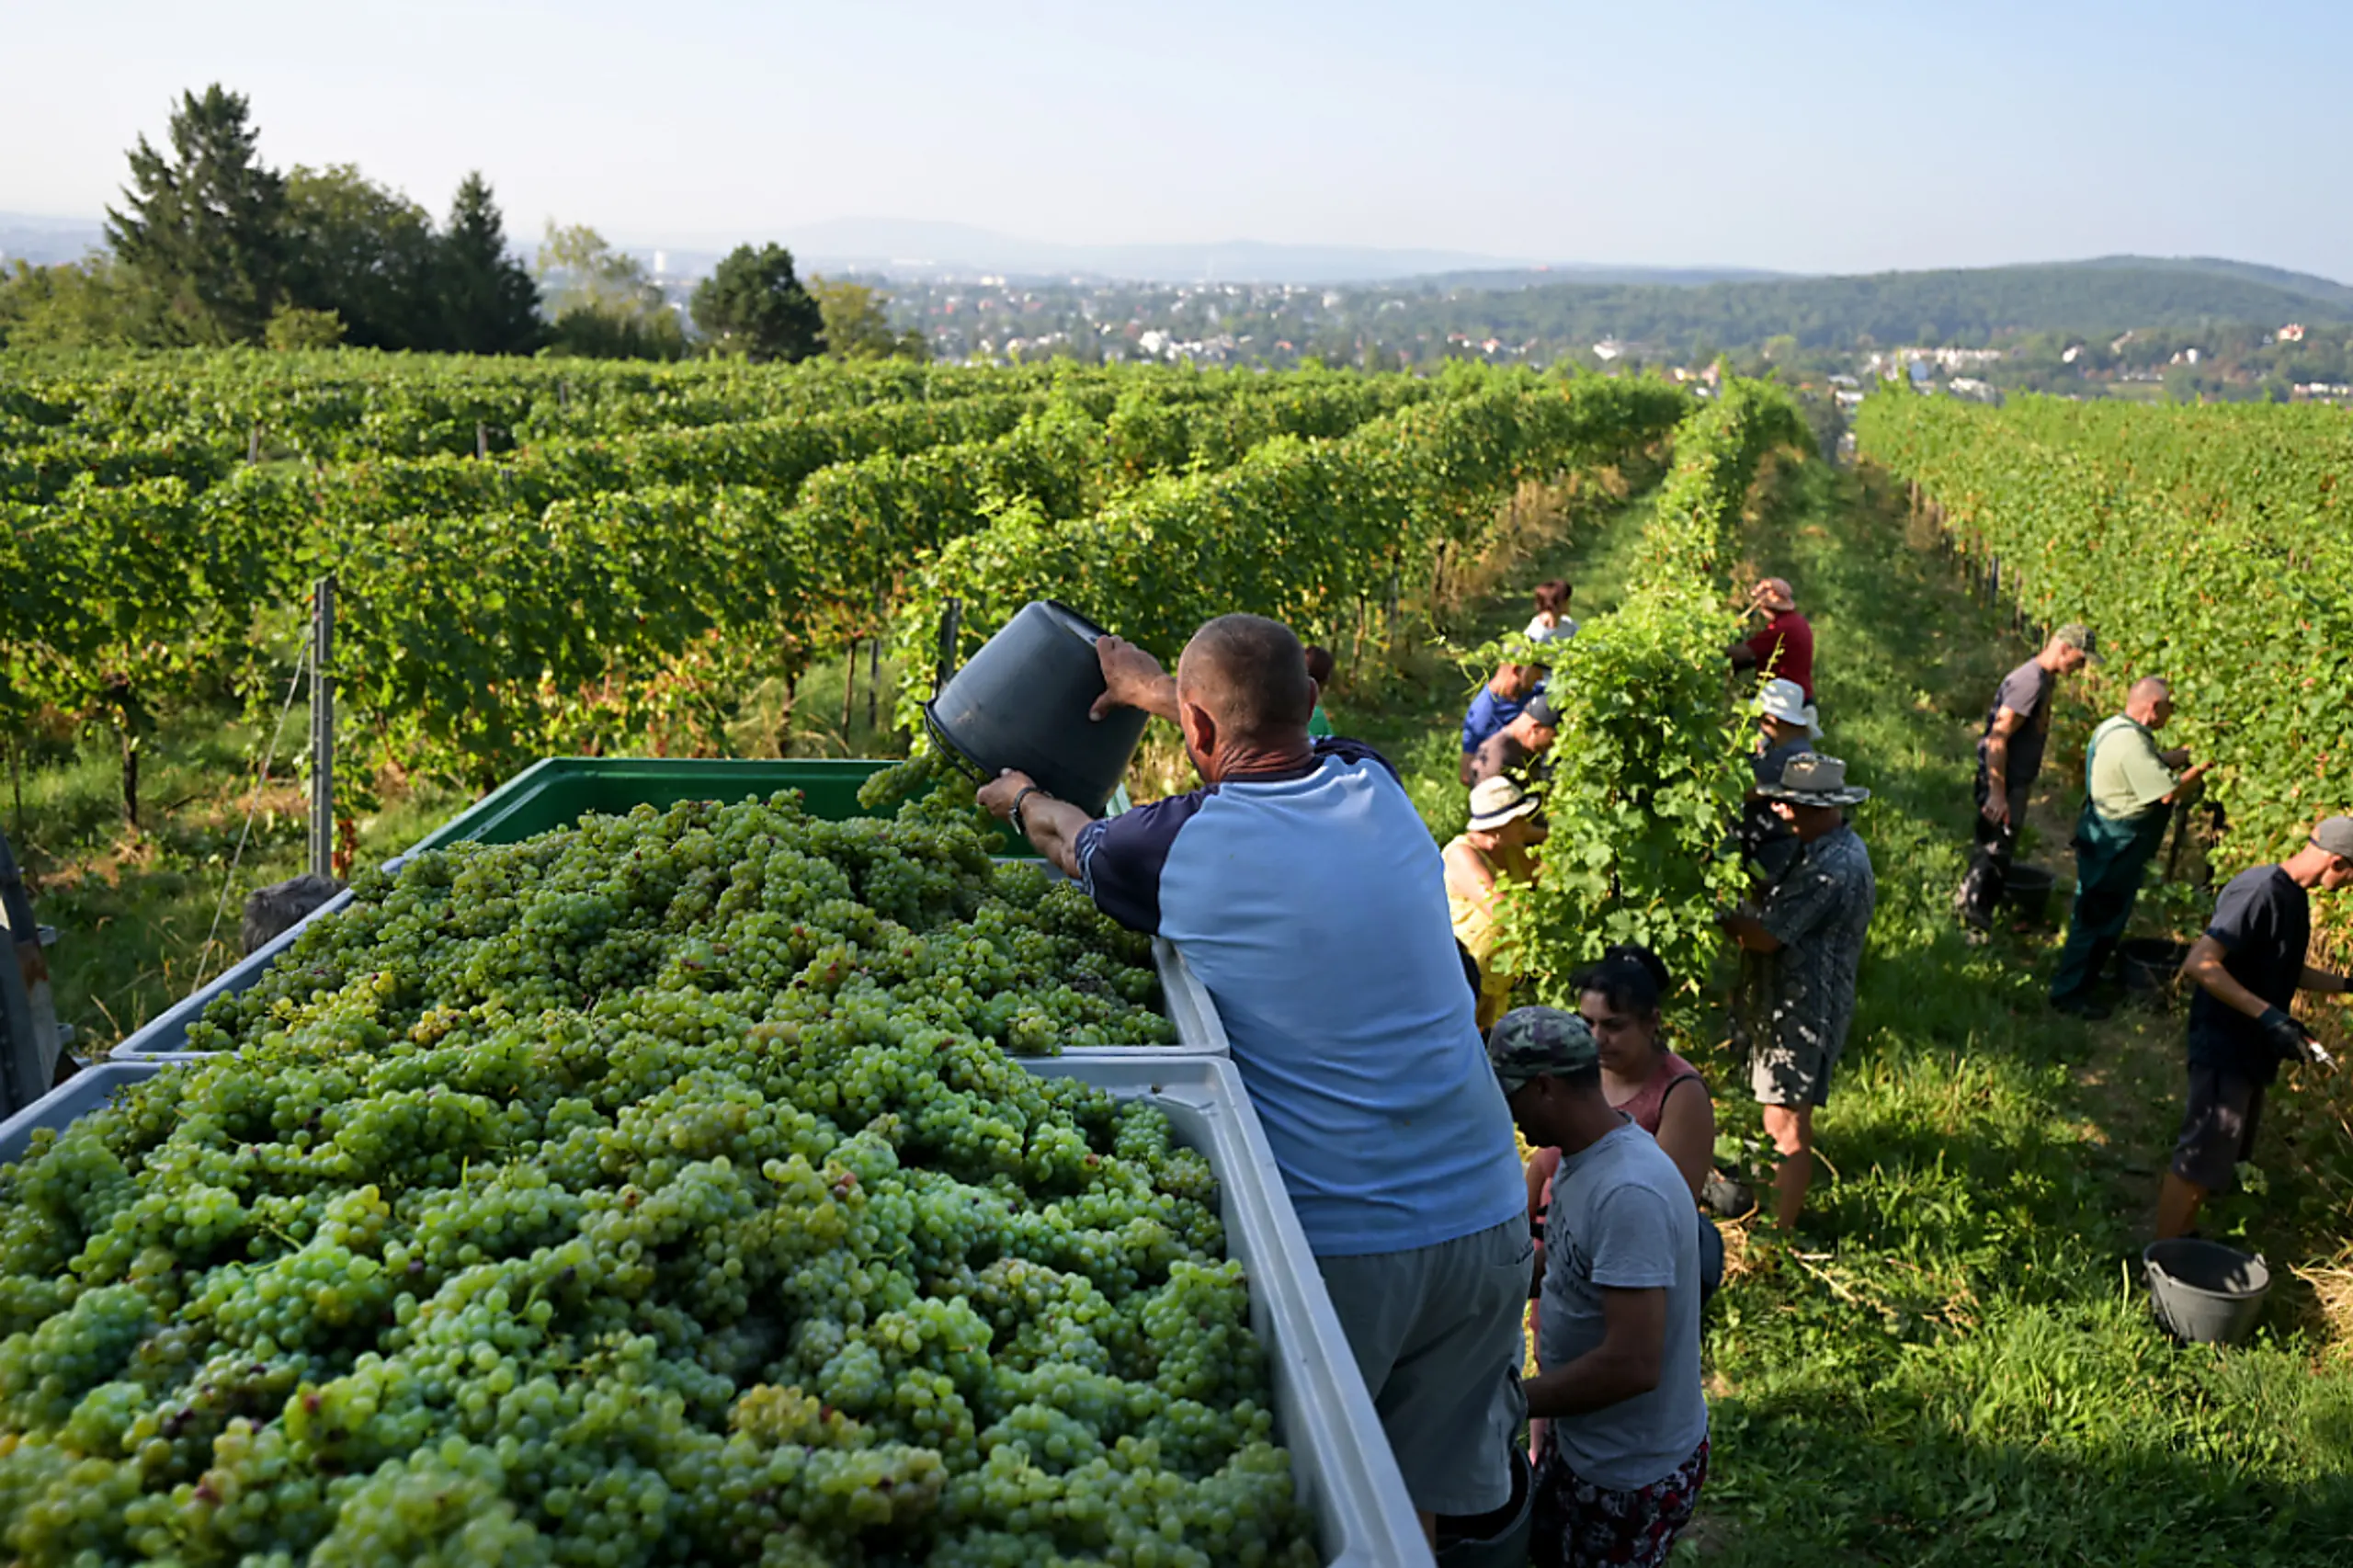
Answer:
[
  {"left": 1983, "top": 741, "right": 2008, "bottom": 784},
  {"left": 2188, "top": 955, "right": 2270, "bottom": 1020},
  {"left": 1022, "top": 797, "right": 1093, "bottom": 881},
  {"left": 1524, "top": 1347, "right": 1660, "bottom": 1420},
  {"left": 1128, "top": 675, "right": 1179, "bottom": 724},
  {"left": 2300, "top": 966, "right": 2352, "bottom": 996}
]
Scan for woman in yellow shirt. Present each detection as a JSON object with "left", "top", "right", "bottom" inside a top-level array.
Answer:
[{"left": 1444, "top": 776, "right": 1546, "bottom": 1029}]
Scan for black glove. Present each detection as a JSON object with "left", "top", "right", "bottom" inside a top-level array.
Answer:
[{"left": 2256, "top": 1006, "right": 2314, "bottom": 1062}]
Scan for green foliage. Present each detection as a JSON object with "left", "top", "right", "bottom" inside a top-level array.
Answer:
[
  {"left": 435, "top": 173, "right": 543, "bottom": 356},
  {"left": 103, "top": 85, "right": 287, "bottom": 346},
  {"left": 811, "top": 275, "right": 925, "bottom": 362},
  {"left": 1496, "top": 379, "right": 1808, "bottom": 995},
  {"left": 539, "top": 222, "right": 686, "bottom": 361},
  {"left": 690, "top": 244, "right": 825, "bottom": 364},
  {"left": 278, "top": 164, "right": 440, "bottom": 350},
  {"left": 263, "top": 303, "right": 345, "bottom": 351}
]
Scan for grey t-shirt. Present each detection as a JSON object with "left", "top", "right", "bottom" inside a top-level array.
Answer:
[
  {"left": 1978, "top": 658, "right": 2055, "bottom": 788},
  {"left": 1538, "top": 1120, "right": 1710, "bottom": 1491}
]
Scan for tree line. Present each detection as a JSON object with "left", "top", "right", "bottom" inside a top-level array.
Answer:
[{"left": 0, "top": 85, "right": 926, "bottom": 366}]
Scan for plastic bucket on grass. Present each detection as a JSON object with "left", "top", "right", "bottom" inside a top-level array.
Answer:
[
  {"left": 2143, "top": 1238, "right": 2270, "bottom": 1345},
  {"left": 2119, "top": 937, "right": 2190, "bottom": 1007},
  {"left": 2004, "top": 863, "right": 2056, "bottom": 925},
  {"left": 924, "top": 600, "right": 1149, "bottom": 817}
]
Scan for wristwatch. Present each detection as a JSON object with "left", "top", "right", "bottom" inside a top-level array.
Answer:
[{"left": 1010, "top": 785, "right": 1046, "bottom": 836}]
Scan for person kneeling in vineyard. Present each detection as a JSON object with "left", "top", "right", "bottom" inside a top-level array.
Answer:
[
  {"left": 1718, "top": 755, "right": 1876, "bottom": 1230},
  {"left": 2156, "top": 815, "right": 2353, "bottom": 1239},
  {"left": 1490, "top": 1006, "right": 1711, "bottom": 1568},
  {"left": 979, "top": 615, "right": 1530, "bottom": 1543}
]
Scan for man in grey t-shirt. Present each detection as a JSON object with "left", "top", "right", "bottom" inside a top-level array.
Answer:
[
  {"left": 1957, "top": 624, "right": 2096, "bottom": 930},
  {"left": 1488, "top": 1007, "right": 1710, "bottom": 1567}
]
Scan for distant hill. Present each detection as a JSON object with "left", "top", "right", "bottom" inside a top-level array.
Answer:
[
  {"left": 1381, "top": 257, "right": 2353, "bottom": 350},
  {"left": 0, "top": 213, "right": 105, "bottom": 267}
]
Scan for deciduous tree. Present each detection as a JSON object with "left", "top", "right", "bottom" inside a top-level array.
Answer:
[{"left": 690, "top": 244, "right": 824, "bottom": 363}]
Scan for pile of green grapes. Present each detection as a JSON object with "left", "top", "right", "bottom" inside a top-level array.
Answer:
[{"left": 0, "top": 794, "right": 1320, "bottom": 1567}]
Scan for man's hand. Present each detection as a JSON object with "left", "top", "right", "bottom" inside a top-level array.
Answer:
[
  {"left": 2178, "top": 760, "right": 2212, "bottom": 787},
  {"left": 1981, "top": 792, "right": 2011, "bottom": 827},
  {"left": 2256, "top": 1006, "right": 2314, "bottom": 1062},
  {"left": 1091, "top": 637, "right": 1174, "bottom": 721},
  {"left": 975, "top": 768, "right": 1038, "bottom": 822}
]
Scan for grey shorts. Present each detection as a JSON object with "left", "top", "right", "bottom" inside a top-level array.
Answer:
[
  {"left": 1317, "top": 1216, "right": 1532, "bottom": 1517},
  {"left": 1750, "top": 1025, "right": 1841, "bottom": 1108},
  {"left": 2170, "top": 1065, "right": 2266, "bottom": 1191}
]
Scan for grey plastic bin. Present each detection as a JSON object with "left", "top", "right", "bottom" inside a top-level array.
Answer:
[
  {"left": 0, "top": 1057, "right": 209, "bottom": 1163},
  {"left": 1028, "top": 1056, "right": 1426, "bottom": 1566},
  {"left": 108, "top": 891, "right": 356, "bottom": 1058},
  {"left": 1, "top": 1051, "right": 1422, "bottom": 1564}
]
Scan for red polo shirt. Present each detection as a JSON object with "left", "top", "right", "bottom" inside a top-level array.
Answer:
[{"left": 1746, "top": 610, "right": 1814, "bottom": 700}]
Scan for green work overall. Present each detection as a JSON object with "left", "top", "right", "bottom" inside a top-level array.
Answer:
[{"left": 2049, "top": 717, "right": 2173, "bottom": 1004}]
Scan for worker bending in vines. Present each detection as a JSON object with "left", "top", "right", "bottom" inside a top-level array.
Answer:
[
  {"left": 1720, "top": 754, "right": 1876, "bottom": 1231},
  {"left": 2156, "top": 815, "right": 2353, "bottom": 1239},
  {"left": 980, "top": 615, "right": 1529, "bottom": 1543},
  {"left": 2048, "top": 676, "right": 2209, "bottom": 1019},
  {"left": 1956, "top": 623, "right": 2097, "bottom": 933}
]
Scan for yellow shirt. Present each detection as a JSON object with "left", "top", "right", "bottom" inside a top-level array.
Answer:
[{"left": 1445, "top": 835, "right": 1536, "bottom": 1029}]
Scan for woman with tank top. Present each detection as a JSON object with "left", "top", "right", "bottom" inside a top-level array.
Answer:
[{"left": 1524, "top": 945, "right": 1722, "bottom": 1461}]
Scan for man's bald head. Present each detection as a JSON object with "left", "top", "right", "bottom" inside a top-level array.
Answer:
[
  {"left": 2127, "top": 676, "right": 2173, "bottom": 727},
  {"left": 1177, "top": 615, "right": 1316, "bottom": 744}
]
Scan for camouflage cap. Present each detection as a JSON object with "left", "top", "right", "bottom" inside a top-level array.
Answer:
[{"left": 1486, "top": 1006, "right": 1599, "bottom": 1095}]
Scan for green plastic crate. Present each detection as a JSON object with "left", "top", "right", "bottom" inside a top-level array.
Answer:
[{"left": 397, "top": 757, "right": 1034, "bottom": 860}]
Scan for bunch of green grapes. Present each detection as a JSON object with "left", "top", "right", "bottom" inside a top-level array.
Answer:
[{"left": 0, "top": 791, "right": 1317, "bottom": 1566}]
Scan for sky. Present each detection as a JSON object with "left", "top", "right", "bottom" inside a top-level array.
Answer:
[{"left": 4, "top": 0, "right": 2347, "bottom": 279}]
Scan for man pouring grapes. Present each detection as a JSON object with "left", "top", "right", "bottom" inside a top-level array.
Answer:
[{"left": 979, "top": 615, "right": 1531, "bottom": 1544}]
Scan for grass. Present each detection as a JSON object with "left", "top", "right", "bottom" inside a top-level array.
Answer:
[{"left": 1328, "top": 456, "right": 2353, "bottom": 1563}]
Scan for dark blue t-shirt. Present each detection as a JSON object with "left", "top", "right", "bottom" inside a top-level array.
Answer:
[
  {"left": 1461, "top": 687, "right": 1528, "bottom": 756},
  {"left": 2188, "top": 864, "right": 2310, "bottom": 1085}
]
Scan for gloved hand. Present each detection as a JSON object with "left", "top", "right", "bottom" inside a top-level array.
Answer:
[{"left": 2256, "top": 1006, "right": 2317, "bottom": 1062}]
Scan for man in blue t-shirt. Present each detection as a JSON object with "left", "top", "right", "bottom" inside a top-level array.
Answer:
[
  {"left": 1487, "top": 1006, "right": 1710, "bottom": 1566},
  {"left": 2156, "top": 814, "right": 2353, "bottom": 1238},
  {"left": 1461, "top": 661, "right": 1541, "bottom": 784},
  {"left": 978, "top": 613, "right": 1530, "bottom": 1539}
]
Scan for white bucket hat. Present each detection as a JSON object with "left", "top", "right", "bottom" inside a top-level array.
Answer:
[
  {"left": 1468, "top": 776, "right": 1542, "bottom": 831},
  {"left": 1756, "top": 677, "right": 1821, "bottom": 739}
]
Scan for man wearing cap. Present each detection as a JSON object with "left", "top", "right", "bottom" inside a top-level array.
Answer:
[
  {"left": 1739, "top": 678, "right": 1818, "bottom": 886},
  {"left": 1461, "top": 661, "right": 1541, "bottom": 784},
  {"left": 1719, "top": 755, "right": 1876, "bottom": 1229},
  {"left": 1956, "top": 624, "right": 2098, "bottom": 933},
  {"left": 1727, "top": 578, "right": 1814, "bottom": 704},
  {"left": 2049, "top": 677, "right": 2211, "bottom": 1018},
  {"left": 1446, "top": 777, "right": 1548, "bottom": 1030},
  {"left": 1466, "top": 692, "right": 1562, "bottom": 789},
  {"left": 983, "top": 615, "right": 1530, "bottom": 1539},
  {"left": 2155, "top": 816, "right": 2353, "bottom": 1239},
  {"left": 1487, "top": 1006, "right": 1710, "bottom": 1567}
]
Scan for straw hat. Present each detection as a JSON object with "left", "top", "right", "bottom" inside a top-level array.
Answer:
[{"left": 1756, "top": 753, "right": 1870, "bottom": 807}]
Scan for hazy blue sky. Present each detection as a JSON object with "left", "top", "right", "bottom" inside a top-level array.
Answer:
[{"left": 6, "top": 0, "right": 2346, "bottom": 277}]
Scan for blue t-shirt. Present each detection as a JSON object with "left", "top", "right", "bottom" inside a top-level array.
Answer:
[
  {"left": 1461, "top": 687, "right": 1528, "bottom": 756},
  {"left": 1074, "top": 739, "right": 1527, "bottom": 1257}
]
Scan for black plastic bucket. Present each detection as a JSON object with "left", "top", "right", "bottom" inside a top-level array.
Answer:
[
  {"left": 923, "top": 600, "right": 1151, "bottom": 818},
  {"left": 2143, "top": 1238, "right": 2270, "bottom": 1346},
  {"left": 2120, "top": 937, "right": 2189, "bottom": 999},
  {"left": 1436, "top": 1442, "right": 1534, "bottom": 1568},
  {"left": 2005, "top": 863, "right": 2056, "bottom": 925}
]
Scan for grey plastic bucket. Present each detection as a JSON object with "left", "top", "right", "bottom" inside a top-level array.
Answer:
[
  {"left": 923, "top": 600, "right": 1150, "bottom": 818},
  {"left": 2143, "top": 1238, "right": 2270, "bottom": 1346},
  {"left": 1436, "top": 1442, "right": 1533, "bottom": 1568}
]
